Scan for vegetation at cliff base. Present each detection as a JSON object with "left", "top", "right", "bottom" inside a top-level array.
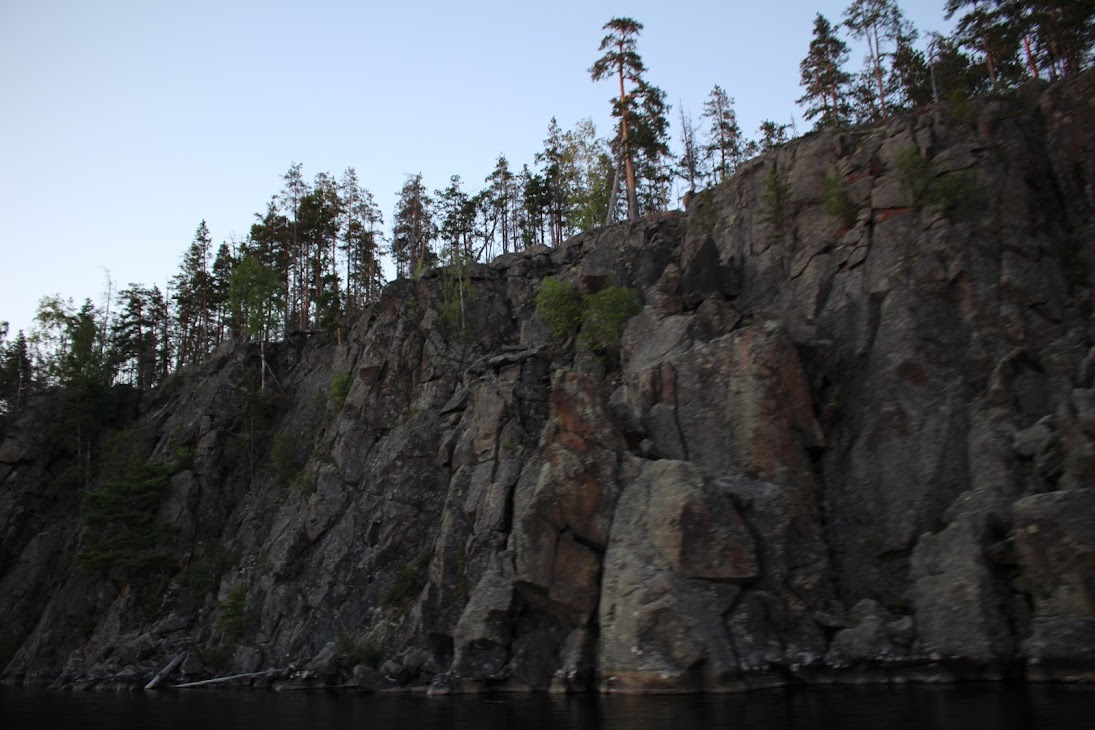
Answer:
[{"left": 216, "top": 583, "right": 250, "bottom": 640}]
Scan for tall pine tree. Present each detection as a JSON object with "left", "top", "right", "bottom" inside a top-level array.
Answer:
[
  {"left": 798, "top": 14, "right": 853, "bottom": 129},
  {"left": 591, "top": 17, "right": 647, "bottom": 221}
]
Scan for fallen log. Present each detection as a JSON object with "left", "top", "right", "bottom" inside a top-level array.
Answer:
[
  {"left": 173, "top": 669, "right": 283, "bottom": 689},
  {"left": 144, "top": 651, "right": 189, "bottom": 690}
]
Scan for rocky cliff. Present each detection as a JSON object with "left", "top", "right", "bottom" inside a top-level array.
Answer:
[{"left": 2, "top": 72, "right": 1094, "bottom": 692}]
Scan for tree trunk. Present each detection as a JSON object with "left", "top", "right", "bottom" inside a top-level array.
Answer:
[
  {"left": 617, "top": 55, "right": 639, "bottom": 221},
  {"left": 145, "top": 651, "right": 188, "bottom": 690}
]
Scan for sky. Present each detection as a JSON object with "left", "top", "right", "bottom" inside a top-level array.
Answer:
[{"left": 0, "top": 0, "right": 953, "bottom": 338}]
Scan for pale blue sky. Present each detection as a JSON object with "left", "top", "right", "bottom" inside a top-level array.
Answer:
[{"left": 0, "top": 0, "right": 950, "bottom": 337}]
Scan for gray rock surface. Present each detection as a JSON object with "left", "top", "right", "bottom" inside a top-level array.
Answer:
[{"left": 3, "top": 72, "right": 1095, "bottom": 691}]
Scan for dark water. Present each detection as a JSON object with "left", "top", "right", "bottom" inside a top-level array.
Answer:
[{"left": 2, "top": 684, "right": 1093, "bottom": 729}]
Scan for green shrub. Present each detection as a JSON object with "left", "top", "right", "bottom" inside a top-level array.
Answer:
[
  {"left": 270, "top": 430, "right": 303, "bottom": 485},
  {"left": 216, "top": 583, "right": 249, "bottom": 640},
  {"left": 178, "top": 542, "right": 235, "bottom": 613},
  {"left": 760, "top": 167, "right": 792, "bottom": 227},
  {"left": 232, "top": 373, "right": 280, "bottom": 478},
  {"left": 943, "top": 92, "right": 978, "bottom": 129},
  {"left": 295, "top": 469, "right": 318, "bottom": 498},
  {"left": 821, "top": 169, "right": 857, "bottom": 227},
  {"left": 535, "top": 278, "right": 642, "bottom": 357},
  {"left": 171, "top": 445, "right": 194, "bottom": 473},
  {"left": 437, "top": 260, "right": 478, "bottom": 336},
  {"left": 337, "top": 632, "right": 383, "bottom": 669},
  {"left": 328, "top": 371, "right": 352, "bottom": 407},
  {"left": 196, "top": 643, "right": 234, "bottom": 671},
  {"left": 894, "top": 146, "right": 984, "bottom": 217},
  {"left": 385, "top": 552, "right": 430, "bottom": 607},
  {"left": 579, "top": 286, "right": 642, "bottom": 356},
  {"left": 535, "top": 277, "right": 584, "bottom": 342}
]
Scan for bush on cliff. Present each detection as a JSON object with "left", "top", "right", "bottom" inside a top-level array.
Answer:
[
  {"left": 535, "top": 277, "right": 584, "bottom": 342},
  {"left": 821, "top": 168, "right": 857, "bottom": 227},
  {"left": 579, "top": 286, "right": 642, "bottom": 356},
  {"left": 895, "top": 146, "right": 984, "bottom": 217},
  {"left": 535, "top": 278, "right": 642, "bottom": 358}
]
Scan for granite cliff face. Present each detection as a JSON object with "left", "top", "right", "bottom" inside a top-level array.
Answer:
[{"left": 2, "top": 73, "right": 1094, "bottom": 691}]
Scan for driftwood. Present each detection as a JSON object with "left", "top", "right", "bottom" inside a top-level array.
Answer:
[
  {"left": 173, "top": 669, "right": 283, "bottom": 688},
  {"left": 144, "top": 651, "right": 188, "bottom": 690}
]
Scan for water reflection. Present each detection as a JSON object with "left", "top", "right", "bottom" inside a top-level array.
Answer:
[{"left": 2, "top": 683, "right": 1092, "bottom": 730}]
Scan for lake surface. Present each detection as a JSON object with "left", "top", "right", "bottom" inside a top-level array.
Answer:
[{"left": 3, "top": 683, "right": 1093, "bottom": 729}]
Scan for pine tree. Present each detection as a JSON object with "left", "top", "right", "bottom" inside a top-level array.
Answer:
[
  {"left": 392, "top": 174, "right": 435, "bottom": 278},
  {"left": 229, "top": 252, "right": 283, "bottom": 390},
  {"left": 1011, "top": 0, "right": 1095, "bottom": 80},
  {"left": 590, "top": 17, "right": 647, "bottom": 221},
  {"left": 536, "top": 118, "right": 569, "bottom": 246},
  {"left": 112, "top": 284, "right": 168, "bottom": 390},
  {"left": 843, "top": 0, "right": 906, "bottom": 122},
  {"left": 170, "top": 220, "right": 213, "bottom": 366},
  {"left": 210, "top": 241, "right": 236, "bottom": 346},
  {"left": 339, "top": 167, "right": 385, "bottom": 311},
  {"left": 248, "top": 202, "right": 293, "bottom": 337},
  {"left": 437, "top": 175, "right": 475, "bottom": 260},
  {"left": 59, "top": 300, "right": 114, "bottom": 479},
  {"left": 277, "top": 163, "right": 309, "bottom": 331},
  {"left": 628, "top": 80, "right": 673, "bottom": 212},
  {"left": 0, "top": 330, "right": 33, "bottom": 417},
  {"left": 296, "top": 172, "right": 342, "bottom": 331},
  {"left": 484, "top": 155, "right": 517, "bottom": 257},
  {"left": 28, "top": 295, "right": 75, "bottom": 387},
  {"left": 561, "top": 119, "right": 614, "bottom": 233},
  {"left": 798, "top": 14, "right": 854, "bottom": 129},
  {"left": 891, "top": 24, "right": 934, "bottom": 108},
  {"left": 702, "top": 85, "right": 743, "bottom": 182},
  {"left": 945, "top": 0, "right": 1014, "bottom": 86},
  {"left": 519, "top": 165, "right": 550, "bottom": 248},
  {"left": 756, "top": 120, "right": 790, "bottom": 152}
]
